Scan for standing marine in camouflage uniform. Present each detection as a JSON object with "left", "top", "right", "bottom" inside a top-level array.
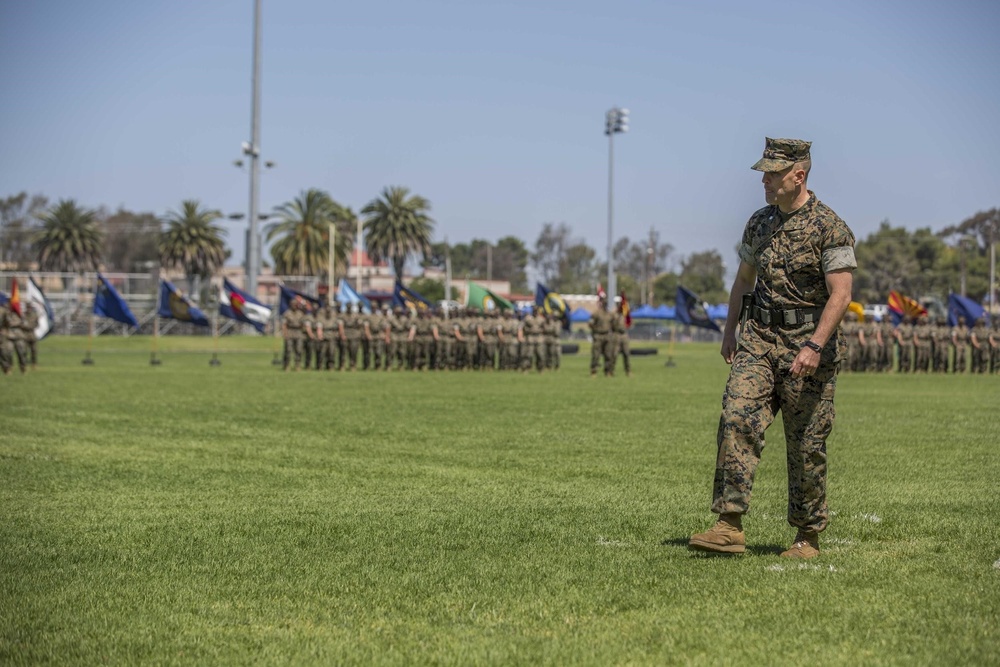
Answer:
[
  {"left": 862, "top": 317, "right": 881, "bottom": 372},
  {"left": 913, "top": 316, "right": 933, "bottom": 372},
  {"left": 281, "top": 300, "right": 307, "bottom": 371},
  {"left": 498, "top": 310, "right": 518, "bottom": 370},
  {"left": 0, "top": 305, "right": 18, "bottom": 375},
  {"left": 878, "top": 318, "right": 894, "bottom": 372},
  {"left": 895, "top": 317, "right": 914, "bottom": 373},
  {"left": 589, "top": 295, "right": 614, "bottom": 377},
  {"left": 970, "top": 317, "right": 989, "bottom": 373},
  {"left": 689, "top": 138, "right": 856, "bottom": 560},
  {"left": 387, "top": 307, "right": 409, "bottom": 371},
  {"left": 371, "top": 307, "right": 390, "bottom": 370},
  {"left": 315, "top": 302, "right": 338, "bottom": 370},
  {"left": 842, "top": 312, "right": 860, "bottom": 372},
  {"left": 952, "top": 316, "right": 969, "bottom": 373},
  {"left": 463, "top": 312, "right": 481, "bottom": 371},
  {"left": 931, "top": 317, "right": 950, "bottom": 373},
  {"left": 439, "top": 312, "right": 462, "bottom": 370},
  {"left": 480, "top": 311, "right": 501, "bottom": 370},
  {"left": 22, "top": 303, "right": 40, "bottom": 369},
  {"left": 303, "top": 304, "right": 320, "bottom": 370},
  {"left": 340, "top": 305, "right": 369, "bottom": 371},
  {"left": 521, "top": 306, "right": 547, "bottom": 372}
]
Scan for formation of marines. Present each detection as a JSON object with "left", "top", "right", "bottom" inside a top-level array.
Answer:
[
  {"left": 842, "top": 312, "right": 1000, "bottom": 374},
  {"left": 0, "top": 302, "right": 40, "bottom": 375},
  {"left": 279, "top": 300, "right": 566, "bottom": 373}
]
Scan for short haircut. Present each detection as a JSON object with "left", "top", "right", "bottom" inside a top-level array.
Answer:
[{"left": 795, "top": 158, "right": 812, "bottom": 182}]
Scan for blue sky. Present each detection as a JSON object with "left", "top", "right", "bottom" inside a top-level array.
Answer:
[{"left": 1, "top": 0, "right": 998, "bottom": 275}]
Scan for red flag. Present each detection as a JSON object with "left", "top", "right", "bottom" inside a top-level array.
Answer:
[
  {"left": 596, "top": 283, "right": 607, "bottom": 301},
  {"left": 9, "top": 278, "right": 22, "bottom": 316},
  {"left": 620, "top": 290, "right": 631, "bottom": 328}
]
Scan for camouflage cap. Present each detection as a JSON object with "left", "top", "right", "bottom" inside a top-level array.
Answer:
[{"left": 751, "top": 137, "right": 811, "bottom": 172}]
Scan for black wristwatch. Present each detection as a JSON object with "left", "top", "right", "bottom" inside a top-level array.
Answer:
[{"left": 802, "top": 340, "right": 822, "bottom": 353}]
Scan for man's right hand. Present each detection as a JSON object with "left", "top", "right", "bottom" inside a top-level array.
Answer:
[{"left": 721, "top": 332, "right": 738, "bottom": 364}]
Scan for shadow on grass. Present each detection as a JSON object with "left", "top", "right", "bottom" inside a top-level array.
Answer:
[{"left": 660, "top": 537, "right": 784, "bottom": 557}]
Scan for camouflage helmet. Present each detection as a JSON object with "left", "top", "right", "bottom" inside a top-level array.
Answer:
[{"left": 751, "top": 137, "right": 811, "bottom": 172}]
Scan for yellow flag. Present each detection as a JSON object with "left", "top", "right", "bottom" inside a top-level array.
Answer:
[{"left": 848, "top": 301, "right": 865, "bottom": 322}]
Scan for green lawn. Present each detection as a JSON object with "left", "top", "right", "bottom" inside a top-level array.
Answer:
[{"left": 2, "top": 336, "right": 998, "bottom": 666}]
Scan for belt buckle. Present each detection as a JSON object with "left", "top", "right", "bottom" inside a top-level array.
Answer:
[{"left": 784, "top": 309, "right": 798, "bottom": 326}]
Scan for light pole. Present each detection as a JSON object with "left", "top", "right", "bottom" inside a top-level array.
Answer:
[
  {"left": 242, "top": 0, "right": 264, "bottom": 298},
  {"left": 644, "top": 244, "right": 653, "bottom": 305},
  {"left": 605, "top": 107, "right": 629, "bottom": 310}
]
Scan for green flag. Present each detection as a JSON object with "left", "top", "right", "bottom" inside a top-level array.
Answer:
[{"left": 465, "top": 281, "right": 514, "bottom": 311}]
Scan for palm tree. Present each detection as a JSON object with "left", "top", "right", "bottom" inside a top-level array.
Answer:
[
  {"left": 158, "top": 200, "right": 227, "bottom": 294},
  {"left": 266, "top": 189, "right": 353, "bottom": 277},
  {"left": 34, "top": 199, "right": 103, "bottom": 272},
  {"left": 362, "top": 186, "right": 434, "bottom": 278}
]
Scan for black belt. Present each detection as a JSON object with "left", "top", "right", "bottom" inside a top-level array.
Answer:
[{"left": 750, "top": 304, "right": 821, "bottom": 327}]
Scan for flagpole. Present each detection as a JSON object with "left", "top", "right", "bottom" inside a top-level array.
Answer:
[
  {"left": 83, "top": 310, "right": 95, "bottom": 365},
  {"left": 356, "top": 215, "right": 362, "bottom": 294},
  {"left": 151, "top": 315, "right": 161, "bottom": 366},
  {"left": 209, "top": 291, "right": 221, "bottom": 366},
  {"left": 665, "top": 322, "right": 676, "bottom": 367},
  {"left": 328, "top": 222, "right": 336, "bottom": 306},
  {"left": 271, "top": 300, "right": 282, "bottom": 365}
]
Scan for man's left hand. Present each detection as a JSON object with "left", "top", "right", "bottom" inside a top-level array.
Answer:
[{"left": 790, "top": 347, "right": 820, "bottom": 378}]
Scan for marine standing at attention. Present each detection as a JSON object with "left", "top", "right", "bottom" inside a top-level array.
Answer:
[{"left": 688, "top": 138, "right": 856, "bottom": 560}]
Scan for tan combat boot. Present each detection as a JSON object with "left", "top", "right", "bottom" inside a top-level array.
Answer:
[
  {"left": 688, "top": 515, "right": 745, "bottom": 554},
  {"left": 780, "top": 530, "right": 820, "bottom": 559}
]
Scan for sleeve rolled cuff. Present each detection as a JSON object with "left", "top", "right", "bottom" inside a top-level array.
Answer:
[{"left": 822, "top": 246, "right": 857, "bottom": 272}]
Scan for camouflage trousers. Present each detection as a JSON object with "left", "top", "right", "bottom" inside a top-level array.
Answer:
[
  {"left": 1, "top": 338, "right": 28, "bottom": 372},
  {"left": 712, "top": 348, "right": 837, "bottom": 533},
  {"left": 546, "top": 341, "right": 561, "bottom": 369},
  {"left": 897, "top": 343, "right": 913, "bottom": 372},
  {"left": 283, "top": 338, "right": 304, "bottom": 369},
  {"left": 343, "top": 338, "right": 361, "bottom": 369},
  {"left": 615, "top": 336, "right": 630, "bottom": 374},
  {"left": 953, "top": 345, "right": 967, "bottom": 373},
  {"left": 590, "top": 335, "right": 614, "bottom": 375},
  {"left": 522, "top": 339, "right": 545, "bottom": 371}
]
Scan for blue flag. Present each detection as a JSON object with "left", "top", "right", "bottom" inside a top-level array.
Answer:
[
  {"left": 0, "top": 291, "right": 6, "bottom": 306},
  {"left": 676, "top": 285, "right": 721, "bottom": 333},
  {"left": 392, "top": 279, "right": 432, "bottom": 311},
  {"left": 94, "top": 273, "right": 139, "bottom": 327},
  {"left": 535, "top": 282, "right": 570, "bottom": 329},
  {"left": 220, "top": 279, "right": 272, "bottom": 333},
  {"left": 278, "top": 285, "right": 322, "bottom": 315},
  {"left": 337, "top": 278, "right": 373, "bottom": 313},
  {"left": 947, "top": 292, "right": 986, "bottom": 327},
  {"left": 158, "top": 280, "right": 209, "bottom": 327}
]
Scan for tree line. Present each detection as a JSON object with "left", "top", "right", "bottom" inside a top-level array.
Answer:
[{"left": 1, "top": 190, "right": 995, "bottom": 306}]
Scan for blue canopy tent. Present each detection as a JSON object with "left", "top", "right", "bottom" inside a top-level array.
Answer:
[
  {"left": 706, "top": 304, "right": 729, "bottom": 320},
  {"left": 569, "top": 307, "right": 592, "bottom": 323},
  {"left": 630, "top": 304, "right": 657, "bottom": 319},
  {"left": 653, "top": 304, "right": 676, "bottom": 319}
]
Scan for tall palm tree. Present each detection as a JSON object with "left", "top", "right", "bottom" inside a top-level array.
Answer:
[
  {"left": 266, "top": 189, "right": 353, "bottom": 277},
  {"left": 34, "top": 199, "right": 103, "bottom": 272},
  {"left": 362, "top": 186, "right": 434, "bottom": 278},
  {"left": 158, "top": 200, "right": 227, "bottom": 293}
]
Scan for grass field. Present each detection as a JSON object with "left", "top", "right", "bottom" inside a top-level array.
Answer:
[{"left": 2, "top": 336, "right": 998, "bottom": 666}]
